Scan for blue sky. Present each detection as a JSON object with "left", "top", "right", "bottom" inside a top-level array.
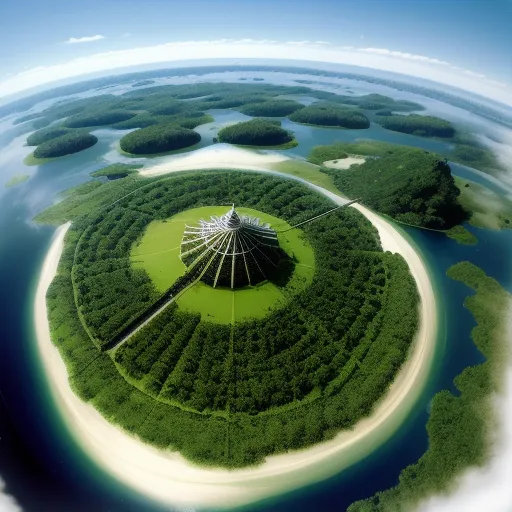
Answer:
[{"left": 0, "top": 0, "right": 511, "bottom": 101}]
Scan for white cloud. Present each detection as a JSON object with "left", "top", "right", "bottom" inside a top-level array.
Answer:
[
  {"left": 0, "top": 478, "right": 22, "bottom": 512},
  {"left": 418, "top": 370, "right": 512, "bottom": 512},
  {"left": 66, "top": 35, "right": 105, "bottom": 44},
  {"left": 0, "top": 39, "right": 510, "bottom": 106},
  {"left": 358, "top": 47, "right": 450, "bottom": 65}
]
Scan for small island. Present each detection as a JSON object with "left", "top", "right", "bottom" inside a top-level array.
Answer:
[
  {"left": 90, "top": 163, "right": 142, "bottom": 180},
  {"left": 288, "top": 103, "right": 370, "bottom": 129},
  {"left": 376, "top": 114, "right": 456, "bottom": 138},
  {"left": 32, "top": 132, "right": 98, "bottom": 159},
  {"left": 119, "top": 124, "right": 201, "bottom": 155},
  {"left": 217, "top": 119, "right": 295, "bottom": 147},
  {"left": 238, "top": 99, "right": 305, "bottom": 117}
]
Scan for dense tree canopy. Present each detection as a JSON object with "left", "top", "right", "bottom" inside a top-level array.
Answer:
[
  {"left": 377, "top": 114, "right": 456, "bottom": 138},
  {"left": 218, "top": 119, "right": 294, "bottom": 146},
  {"left": 348, "top": 262, "right": 509, "bottom": 511},
  {"left": 42, "top": 170, "right": 419, "bottom": 468},
  {"left": 238, "top": 99, "right": 305, "bottom": 117},
  {"left": 90, "top": 163, "right": 142, "bottom": 179},
  {"left": 33, "top": 132, "right": 98, "bottom": 159},
  {"left": 27, "top": 126, "right": 74, "bottom": 146},
  {"left": 321, "top": 145, "right": 467, "bottom": 229},
  {"left": 119, "top": 124, "right": 201, "bottom": 154},
  {"left": 288, "top": 103, "right": 370, "bottom": 129},
  {"left": 63, "top": 110, "right": 137, "bottom": 128}
]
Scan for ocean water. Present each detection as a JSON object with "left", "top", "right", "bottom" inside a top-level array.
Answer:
[{"left": 0, "top": 68, "right": 510, "bottom": 512}]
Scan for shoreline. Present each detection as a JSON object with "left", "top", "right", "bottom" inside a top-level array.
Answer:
[{"left": 34, "top": 148, "right": 437, "bottom": 508}]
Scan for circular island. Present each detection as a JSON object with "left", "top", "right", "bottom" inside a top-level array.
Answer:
[{"left": 35, "top": 147, "right": 437, "bottom": 508}]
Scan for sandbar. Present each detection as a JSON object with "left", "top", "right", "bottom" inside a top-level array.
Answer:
[{"left": 323, "top": 156, "right": 366, "bottom": 169}]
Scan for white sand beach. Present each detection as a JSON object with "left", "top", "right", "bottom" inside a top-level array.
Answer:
[
  {"left": 323, "top": 156, "right": 366, "bottom": 169},
  {"left": 140, "top": 143, "right": 288, "bottom": 176},
  {"left": 35, "top": 148, "right": 437, "bottom": 508}
]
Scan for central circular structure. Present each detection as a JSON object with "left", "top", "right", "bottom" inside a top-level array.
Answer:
[{"left": 180, "top": 206, "right": 288, "bottom": 289}]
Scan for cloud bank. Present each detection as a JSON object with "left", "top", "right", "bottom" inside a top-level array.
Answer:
[
  {"left": 418, "top": 371, "right": 512, "bottom": 512},
  {"left": 66, "top": 35, "right": 105, "bottom": 44},
  {"left": 0, "top": 39, "right": 509, "bottom": 106},
  {"left": 0, "top": 478, "right": 22, "bottom": 512}
]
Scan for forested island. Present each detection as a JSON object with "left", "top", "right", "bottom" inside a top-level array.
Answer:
[
  {"left": 119, "top": 125, "right": 201, "bottom": 155},
  {"left": 238, "top": 99, "right": 304, "bottom": 117},
  {"left": 313, "top": 141, "right": 467, "bottom": 229},
  {"left": 90, "top": 163, "right": 142, "bottom": 179},
  {"left": 39, "top": 170, "right": 419, "bottom": 467},
  {"left": 349, "top": 262, "right": 509, "bottom": 511},
  {"left": 32, "top": 132, "right": 98, "bottom": 159},
  {"left": 217, "top": 119, "right": 295, "bottom": 147},
  {"left": 63, "top": 110, "right": 137, "bottom": 128},
  {"left": 288, "top": 103, "right": 370, "bottom": 129},
  {"left": 26, "top": 126, "right": 74, "bottom": 146},
  {"left": 376, "top": 114, "right": 456, "bottom": 138}
]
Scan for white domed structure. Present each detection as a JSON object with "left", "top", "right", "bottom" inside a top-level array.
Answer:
[{"left": 180, "top": 206, "right": 284, "bottom": 289}]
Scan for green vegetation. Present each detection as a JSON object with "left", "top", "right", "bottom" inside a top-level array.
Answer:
[
  {"left": 238, "top": 99, "right": 305, "bottom": 117},
  {"left": 119, "top": 125, "right": 201, "bottom": 155},
  {"left": 318, "top": 143, "right": 467, "bottom": 229},
  {"left": 90, "top": 163, "right": 142, "bottom": 179},
  {"left": 5, "top": 174, "right": 30, "bottom": 188},
  {"left": 34, "top": 175, "right": 144, "bottom": 224},
  {"left": 43, "top": 171, "right": 419, "bottom": 467},
  {"left": 131, "top": 206, "right": 315, "bottom": 323},
  {"left": 288, "top": 103, "right": 370, "bottom": 129},
  {"left": 450, "top": 143, "right": 500, "bottom": 171},
  {"left": 377, "top": 114, "right": 456, "bottom": 138},
  {"left": 33, "top": 132, "right": 98, "bottom": 159},
  {"left": 13, "top": 112, "right": 43, "bottom": 125},
  {"left": 455, "top": 177, "right": 512, "bottom": 229},
  {"left": 349, "top": 262, "right": 509, "bottom": 511},
  {"left": 26, "top": 126, "right": 74, "bottom": 146},
  {"left": 446, "top": 225, "right": 478, "bottom": 245},
  {"left": 217, "top": 119, "right": 294, "bottom": 146},
  {"left": 63, "top": 110, "right": 137, "bottom": 128}
]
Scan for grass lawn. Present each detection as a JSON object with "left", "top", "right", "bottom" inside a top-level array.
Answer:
[
  {"left": 131, "top": 205, "right": 315, "bottom": 323},
  {"left": 271, "top": 160, "right": 341, "bottom": 195}
]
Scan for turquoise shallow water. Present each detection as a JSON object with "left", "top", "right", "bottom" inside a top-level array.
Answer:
[{"left": 0, "top": 68, "right": 510, "bottom": 511}]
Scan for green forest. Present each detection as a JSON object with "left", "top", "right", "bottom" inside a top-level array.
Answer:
[
  {"left": 42, "top": 170, "right": 419, "bottom": 467},
  {"left": 238, "top": 99, "right": 305, "bottom": 117},
  {"left": 314, "top": 142, "right": 467, "bottom": 229},
  {"left": 63, "top": 110, "right": 137, "bottom": 128},
  {"left": 90, "top": 163, "right": 142, "bottom": 179},
  {"left": 217, "top": 119, "right": 294, "bottom": 146},
  {"left": 119, "top": 125, "right": 201, "bottom": 154},
  {"left": 21, "top": 81, "right": 431, "bottom": 163},
  {"left": 26, "top": 126, "right": 75, "bottom": 146},
  {"left": 349, "top": 262, "right": 509, "bottom": 511},
  {"left": 289, "top": 103, "right": 370, "bottom": 129},
  {"left": 33, "top": 132, "right": 98, "bottom": 159},
  {"left": 376, "top": 114, "right": 456, "bottom": 138}
]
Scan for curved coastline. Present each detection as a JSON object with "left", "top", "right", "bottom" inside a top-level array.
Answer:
[{"left": 34, "top": 147, "right": 438, "bottom": 509}]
